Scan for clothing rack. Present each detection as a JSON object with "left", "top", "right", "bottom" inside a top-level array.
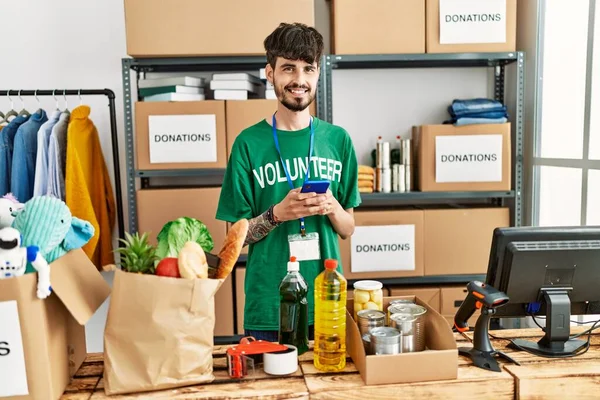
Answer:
[{"left": 0, "top": 89, "right": 125, "bottom": 241}]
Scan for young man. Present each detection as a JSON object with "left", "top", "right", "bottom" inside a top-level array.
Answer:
[{"left": 216, "top": 22, "right": 361, "bottom": 341}]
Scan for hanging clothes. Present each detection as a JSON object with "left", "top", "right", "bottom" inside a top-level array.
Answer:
[
  {"left": 11, "top": 109, "right": 49, "bottom": 202},
  {"left": 0, "top": 114, "right": 30, "bottom": 197},
  {"left": 65, "top": 105, "right": 116, "bottom": 268},
  {"left": 33, "top": 109, "right": 61, "bottom": 196},
  {"left": 47, "top": 111, "right": 70, "bottom": 200}
]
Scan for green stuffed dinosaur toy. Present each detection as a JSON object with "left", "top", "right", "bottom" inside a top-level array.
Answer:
[{"left": 12, "top": 196, "right": 95, "bottom": 273}]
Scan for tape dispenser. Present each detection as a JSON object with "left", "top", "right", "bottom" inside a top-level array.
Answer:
[{"left": 226, "top": 337, "right": 288, "bottom": 379}]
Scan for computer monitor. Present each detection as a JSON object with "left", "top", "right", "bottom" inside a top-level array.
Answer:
[{"left": 484, "top": 225, "right": 600, "bottom": 356}]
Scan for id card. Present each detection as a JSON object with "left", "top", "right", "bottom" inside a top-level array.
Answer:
[{"left": 288, "top": 232, "right": 320, "bottom": 261}]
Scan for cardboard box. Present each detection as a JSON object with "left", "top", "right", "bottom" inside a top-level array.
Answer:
[
  {"left": 347, "top": 296, "right": 458, "bottom": 385},
  {"left": 389, "top": 286, "right": 441, "bottom": 313},
  {"left": 0, "top": 249, "right": 110, "bottom": 400},
  {"left": 441, "top": 286, "right": 480, "bottom": 328},
  {"left": 135, "top": 101, "right": 227, "bottom": 171},
  {"left": 235, "top": 267, "right": 246, "bottom": 334},
  {"left": 413, "top": 123, "right": 511, "bottom": 192},
  {"left": 225, "top": 99, "right": 317, "bottom": 160},
  {"left": 136, "top": 187, "right": 227, "bottom": 252},
  {"left": 331, "top": 0, "right": 425, "bottom": 54},
  {"left": 339, "top": 210, "right": 424, "bottom": 280},
  {"left": 426, "top": 0, "right": 517, "bottom": 53},
  {"left": 424, "top": 207, "right": 510, "bottom": 276},
  {"left": 124, "top": 0, "right": 315, "bottom": 57}
]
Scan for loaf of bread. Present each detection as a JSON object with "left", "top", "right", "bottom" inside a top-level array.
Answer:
[
  {"left": 216, "top": 219, "right": 249, "bottom": 279},
  {"left": 178, "top": 241, "right": 209, "bottom": 279},
  {"left": 358, "top": 173, "right": 374, "bottom": 181},
  {"left": 358, "top": 165, "right": 374, "bottom": 175}
]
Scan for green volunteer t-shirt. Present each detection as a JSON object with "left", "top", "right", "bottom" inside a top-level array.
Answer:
[{"left": 216, "top": 116, "right": 362, "bottom": 331}]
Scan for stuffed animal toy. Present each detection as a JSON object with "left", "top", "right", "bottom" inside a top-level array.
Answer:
[
  {"left": 12, "top": 196, "right": 94, "bottom": 273},
  {"left": 0, "top": 193, "right": 24, "bottom": 228},
  {"left": 0, "top": 227, "right": 52, "bottom": 299}
]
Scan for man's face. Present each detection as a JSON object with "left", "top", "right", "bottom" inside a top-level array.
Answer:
[{"left": 267, "top": 57, "right": 319, "bottom": 112}]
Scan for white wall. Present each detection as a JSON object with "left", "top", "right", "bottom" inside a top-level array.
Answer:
[{"left": 0, "top": 0, "right": 127, "bottom": 353}]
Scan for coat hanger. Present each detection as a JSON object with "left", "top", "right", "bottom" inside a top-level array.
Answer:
[
  {"left": 62, "top": 89, "right": 69, "bottom": 113},
  {"left": 17, "top": 90, "right": 30, "bottom": 117},
  {"left": 34, "top": 90, "right": 43, "bottom": 114},
  {"left": 2, "top": 92, "right": 19, "bottom": 123}
]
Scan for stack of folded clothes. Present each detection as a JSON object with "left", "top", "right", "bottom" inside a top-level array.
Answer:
[
  {"left": 446, "top": 98, "right": 508, "bottom": 126},
  {"left": 358, "top": 165, "right": 374, "bottom": 193}
]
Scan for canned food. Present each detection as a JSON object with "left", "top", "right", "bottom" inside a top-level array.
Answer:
[
  {"left": 388, "top": 304, "right": 427, "bottom": 352},
  {"left": 357, "top": 309, "right": 386, "bottom": 336},
  {"left": 369, "top": 327, "right": 402, "bottom": 355},
  {"left": 386, "top": 299, "right": 414, "bottom": 323},
  {"left": 362, "top": 333, "right": 372, "bottom": 355},
  {"left": 353, "top": 280, "right": 383, "bottom": 321}
]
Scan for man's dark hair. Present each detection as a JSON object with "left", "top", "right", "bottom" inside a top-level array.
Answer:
[{"left": 264, "top": 22, "right": 324, "bottom": 69}]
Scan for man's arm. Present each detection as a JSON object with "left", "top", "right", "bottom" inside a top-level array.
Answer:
[
  {"left": 326, "top": 195, "right": 355, "bottom": 240},
  {"left": 244, "top": 205, "right": 280, "bottom": 246}
]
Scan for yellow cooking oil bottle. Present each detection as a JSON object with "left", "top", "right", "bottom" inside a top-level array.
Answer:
[{"left": 314, "top": 258, "right": 347, "bottom": 372}]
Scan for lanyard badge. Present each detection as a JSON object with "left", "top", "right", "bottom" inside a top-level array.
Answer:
[{"left": 272, "top": 113, "right": 321, "bottom": 261}]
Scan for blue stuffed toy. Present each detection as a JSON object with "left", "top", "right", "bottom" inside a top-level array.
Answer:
[{"left": 12, "top": 196, "right": 95, "bottom": 273}]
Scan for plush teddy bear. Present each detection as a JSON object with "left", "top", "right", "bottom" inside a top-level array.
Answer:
[
  {"left": 0, "top": 193, "right": 24, "bottom": 228},
  {"left": 12, "top": 195, "right": 94, "bottom": 274},
  {"left": 0, "top": 226, "right": 52, "bottom": 299}
]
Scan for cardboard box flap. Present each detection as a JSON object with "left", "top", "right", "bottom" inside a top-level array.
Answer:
[{"left": 50, "top": 249, "right": 111, "bottom": 325}]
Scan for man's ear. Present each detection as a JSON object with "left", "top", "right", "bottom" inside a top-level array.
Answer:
[{"left": 265, "top": 63, "right": 274, "bottom": 84}]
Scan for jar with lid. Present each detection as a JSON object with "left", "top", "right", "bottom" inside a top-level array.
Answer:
[{"left": 352, "top": 280, "right": 383, "bottom": 321}]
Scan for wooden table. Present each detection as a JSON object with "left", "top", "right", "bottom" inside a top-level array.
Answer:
[{"left": 61, "top": 327, "right": 600, "bottom": 399}]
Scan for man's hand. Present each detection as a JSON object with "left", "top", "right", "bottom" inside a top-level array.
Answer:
[{"left": 273, "top": 188, "right": 332, "bottom": 222}]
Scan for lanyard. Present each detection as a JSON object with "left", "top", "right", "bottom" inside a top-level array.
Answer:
[{"left": 272, "top": 113, "right": 315, "bottom": 236}]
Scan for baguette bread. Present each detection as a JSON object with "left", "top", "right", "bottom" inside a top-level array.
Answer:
[{"left": 216, "top": 219, "right": 249, "bottom": 279}]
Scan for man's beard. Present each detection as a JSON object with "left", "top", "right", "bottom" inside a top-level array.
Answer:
[{"left": 274, "top": 82, "right": 315, "bottom": 112}]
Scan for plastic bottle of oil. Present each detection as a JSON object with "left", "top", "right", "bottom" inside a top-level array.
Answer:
[
  {"left": 278, "top": 256, "right": 309, "bottom": 355},
  {"left": 314, "top": 258, "right": 347, "bottom": 372}
]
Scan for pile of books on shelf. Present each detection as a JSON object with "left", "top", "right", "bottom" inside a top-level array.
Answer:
[
  {"left": 209, "top": 72, "right": 265, "bottom": 100},
  {"left": 139, "top": 76, "right": 206, "bottom": 102}
]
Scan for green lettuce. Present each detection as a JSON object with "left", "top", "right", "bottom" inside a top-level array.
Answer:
[{"left": 156, "top": 217, "right": 214, "bottom": 259}]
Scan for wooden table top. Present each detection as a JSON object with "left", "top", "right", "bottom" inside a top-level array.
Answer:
[{"left": 61, "top": 327, "right": 600, "bottom": 399}]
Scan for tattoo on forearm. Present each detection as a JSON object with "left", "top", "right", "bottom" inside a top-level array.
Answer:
[{"left": 244, "top": 211, "right": 278, "bottom": 246}]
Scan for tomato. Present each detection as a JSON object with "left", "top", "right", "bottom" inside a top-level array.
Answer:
[{"left": 155, "top": 257, "right": 181, "bottom": 278}]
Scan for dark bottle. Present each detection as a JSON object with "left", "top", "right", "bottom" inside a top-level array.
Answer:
[{"left": 278, "top": 256, "right": 309, "bottom": 355}]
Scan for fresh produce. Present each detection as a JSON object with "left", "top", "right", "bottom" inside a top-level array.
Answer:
[
  {"left": 178, "top": 241, "right": 209, "bottom": 280},
  {"left": 155, "top": 257, "right": 180, "bottom": 278},
  {"left": 115, "top": 232, "right": 159, "bottom": 274},
  {"left": 156, "top": 217, "right": 214, "bottom": 261}
]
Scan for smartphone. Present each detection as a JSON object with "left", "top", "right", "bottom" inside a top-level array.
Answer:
[{"left": 301, "top": 180, "right": 330, "bottom": 194}]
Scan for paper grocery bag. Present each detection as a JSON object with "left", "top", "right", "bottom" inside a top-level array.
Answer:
[{"left": 103, "top": 269, "right": 223, "bottom": 395}]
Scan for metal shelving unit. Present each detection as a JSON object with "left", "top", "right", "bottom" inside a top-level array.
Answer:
[{"left": 121, "top": 51, "right": 525, "bottom": 337}]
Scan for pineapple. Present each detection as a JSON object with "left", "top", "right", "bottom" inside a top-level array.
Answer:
[{"left": 115, "top": 231, "right": 159, "bottom": 274}]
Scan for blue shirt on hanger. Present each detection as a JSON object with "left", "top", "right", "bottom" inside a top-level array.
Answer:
[
  {"left": 11, "top": 109, "right": 48, "bottom": 202},
  {"left": 0, "top": 115, "right": 29, "bottom": 197}
]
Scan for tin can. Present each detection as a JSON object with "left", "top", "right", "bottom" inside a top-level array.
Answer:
[
  {"left": 382, "top": 168, "right": 391, "bottom": 193},
  {"left": 405, "top": 164, "right": 413, "bottom": 192},
  {"left": 401, "top": 139, "right": 412, "bottom": 165},
  {"left": 392, "top": 164, "right": 400, "bottom": 192},
  {"left": 390, "top": 313, "right": 420, "bottom": 352},
  {"left": 388, "top": 304, "right": 427, "bottom": 352},
  {"left": 375, "top": 168, "right": 383, "bottom": 192},
  {"left": 398, "top": 164, "right": 406, "bottom": 192},
  {"left": 357, "top": 309, "right": 386, "bottom": 336},
  {"left": 369, "top": 327, "right": 402, "bottom": 355},
  {"left": 386, "top": 299, "right": 414, "bottom": 322},
  {"left": 362, "top": 333, "right": 372, "bottom": 355}
]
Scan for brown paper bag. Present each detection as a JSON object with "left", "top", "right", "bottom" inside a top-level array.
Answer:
[{"left": 103, "top": 269, "right": 223, "bottom": 395}]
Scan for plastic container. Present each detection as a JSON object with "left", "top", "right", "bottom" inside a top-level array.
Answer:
[
  {"left": 314, "top": 259, "right": 347, "bottom": 372},
  {"left": 352, "top": 280, "right": 383, "bottom": 321},
  {"left": 278, "top": 256, "right": 309, "bottom": 355}
]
